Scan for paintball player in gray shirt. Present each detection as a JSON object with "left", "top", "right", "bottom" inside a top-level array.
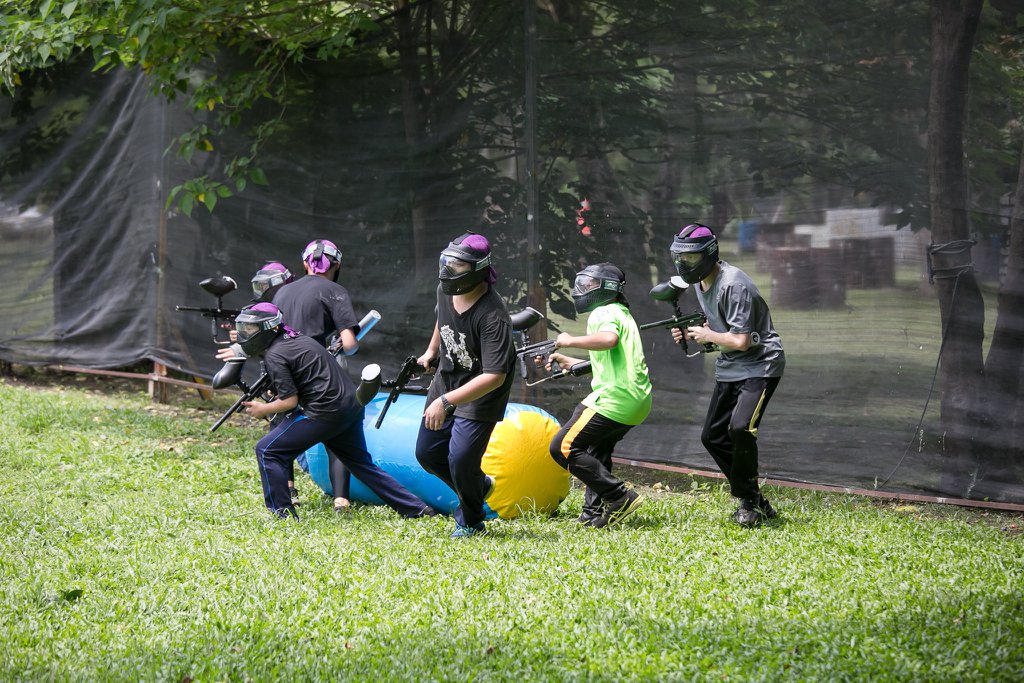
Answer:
[{"left": 669, "top": 224, "right": 786, "bottom": 526}]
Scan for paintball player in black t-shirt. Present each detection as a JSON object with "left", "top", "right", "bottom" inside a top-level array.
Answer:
[
  {"left": 230, "top": 302, "right": 432, "bottom": 520},
  {"left": 414, "top": 232, "right": 516, "bottom": 538},
  {"left": 267, "top": 239, "right": 359, "bottom": 513}
]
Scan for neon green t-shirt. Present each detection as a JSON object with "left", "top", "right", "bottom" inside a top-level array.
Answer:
[{"left": 581, "top": 302, "right": 652, "bottom": 426}]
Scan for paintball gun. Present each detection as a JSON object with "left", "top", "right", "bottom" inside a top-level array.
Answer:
[
  {"left": 208, "top": 309, "right": 382, "bottom": 432},
  {"left": 368, "top": 355, "right": 438, "bottom": 429},
  {"left": 176, "top": 276, "right": 243, "bottom": 346},
  {"left": 640, "top": 276, "right": 716, "bottom": 357},
  {"left": 515, "top": 336, "right": 594, "bottom": 386}
]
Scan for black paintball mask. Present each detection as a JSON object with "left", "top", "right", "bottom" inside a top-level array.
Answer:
[
  {"left": 438, "top": 232, "right": 492, "bottom": 295},
  {"left": 571, "top": 263, "right": 627, "bottom": 315},
  {"left": 670, "top": 224, "right": 719, "bottom": 284},
  {"left": 234, "top": 303, "right": 284, "bottom": 357}
]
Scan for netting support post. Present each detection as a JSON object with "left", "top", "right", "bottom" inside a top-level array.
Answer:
[
  {"left": 523, "top": 0, "right": 545, "bottom": 343},
  {"left": 150, "top": 361, "right": 170, "bottom": 403}
]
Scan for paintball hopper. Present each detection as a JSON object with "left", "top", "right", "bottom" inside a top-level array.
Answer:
[
  {"left": 510, "top": 306, "right": 543, "bottom": 332},
  {"left": 649, "top": 276, "right": 689, "bottom": 302},
  {"left": 212, "top": 358, "right": 246, "bottom": 390},
  {"left": 356, "top": 363, "right": 382, "bottom": 406},
  {"left": 200, "top": 276, "right": 238, "bottom": 298}
]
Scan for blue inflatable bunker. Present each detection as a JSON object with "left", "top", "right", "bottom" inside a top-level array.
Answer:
[{"left": 304, "top": 392, "right": 569, "bottom": 519}]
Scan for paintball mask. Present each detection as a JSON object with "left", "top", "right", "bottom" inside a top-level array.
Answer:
[
  {"left": 438, "top": 232, "right": 494, "bottom": 295},
  {"left": 303, "top": 239, "right": 343, "bottom": 281},
  {"left": 670, "top": 224, "right": 719, "bottom": 284},
  {"left": 571, "top": 263, "right": 626, "bottom": 315},
  {"left": 234, "top": 302, "right": 283, "bottom": 357},
  {"left": 250, "top": 262, "right": 294, "bottom": 300}
]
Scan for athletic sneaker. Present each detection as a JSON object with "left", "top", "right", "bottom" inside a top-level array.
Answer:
[
  {"left": 483, "top": 475, "right": 496, "bottom": 501},
  {"left": 450, "top": 522, "right": 486, "bottom": 538},
  {"left": 732, "top": 495, "right": 777, "bottom": 527},
  {"left": 577, "top": 508, "right": 604, "bottom": 527},
  {"left": 597, "top": 490, "right": 645, "bottom": 528}
]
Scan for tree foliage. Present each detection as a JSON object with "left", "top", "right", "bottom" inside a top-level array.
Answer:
[{"left": 1, "top": 0, "right": 382, "bottom": 211}]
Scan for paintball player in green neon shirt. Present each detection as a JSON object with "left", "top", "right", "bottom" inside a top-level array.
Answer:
[{"left": 542, "top": 263, "right": 652, "bottom": 528}]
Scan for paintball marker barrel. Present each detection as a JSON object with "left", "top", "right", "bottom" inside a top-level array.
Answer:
[{"left": 526, "top": 359, "right": 592, "bottom": 386}]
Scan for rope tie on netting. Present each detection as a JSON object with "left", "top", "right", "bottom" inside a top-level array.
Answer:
[{"left": 877, "top": 240, "right": 973, "bottom": 490}]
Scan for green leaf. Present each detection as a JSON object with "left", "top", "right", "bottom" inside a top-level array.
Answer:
[
  {"left": 39, "top": 0, "right": 54, "bottom": 19},
  {"left": 37, "top": 44, "right": 51, "bottom": 62},
  {"left": 250, "top": 167, "right": 268, "bottom": 185},
  {"left": 203, "top": 191, "right": 218, "bottom": 212},
  {"left": 61, "top": 1, "right": 77, "bottom": 19}
]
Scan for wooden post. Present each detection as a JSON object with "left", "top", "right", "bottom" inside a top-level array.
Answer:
[{"left": 149, "top": 361, "right": 170, "bottom": 403}]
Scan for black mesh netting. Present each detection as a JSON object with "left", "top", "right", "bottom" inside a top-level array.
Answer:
[{"left": 1, "top": 2, "right": 1022, "bottom": 503}]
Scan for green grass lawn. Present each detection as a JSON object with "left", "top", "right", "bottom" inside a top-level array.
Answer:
[{"left": 2, "top": 376, "right": 1022, "bottom": 682}]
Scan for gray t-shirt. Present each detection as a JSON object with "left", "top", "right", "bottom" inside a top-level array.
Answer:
[{"left": 695, "top": 261, "right": 785, "bottom": 381}]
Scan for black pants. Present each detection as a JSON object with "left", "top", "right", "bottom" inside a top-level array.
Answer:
[
  {"left": 256, "top": 408, "right": 427, "bottom": 519},
  {"left": 549, "top": 403, "right": 633, "bottom": 513},
  {"left": 701, "top": 376, "right": 781, "bottom": 500},
  {"left": 415, "top": 416, "right": 497, "bottom": 528}
]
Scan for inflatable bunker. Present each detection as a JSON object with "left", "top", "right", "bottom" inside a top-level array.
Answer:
[{"left": 304, "top": 392, "right": 569, "bottom": 519}]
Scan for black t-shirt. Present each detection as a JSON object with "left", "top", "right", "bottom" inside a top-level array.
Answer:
[
  {"left": 272, "top": 276, "right": 359, "bottom": 347},
  {"left": 263, "top": 334, "right": 357, "bottom": 420},
  {"left": 427, "top": 284, "right": 515, "bottom": 423}
]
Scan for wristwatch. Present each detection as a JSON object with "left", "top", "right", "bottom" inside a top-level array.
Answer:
[{"left": 440, "top": 394, "right": 456, "bottom": 417}]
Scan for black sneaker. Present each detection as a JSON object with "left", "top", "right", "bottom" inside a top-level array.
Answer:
[
  {"left": 732, "top": 495, "right": 776, "bottom": 527},
  {"left": 577, "top": 509, "right": 603, "bottom": 527},
  {"left": 289, "top": 484, "right": 300, "bottom": 507},
  {"left": 597, "top": 489, "right": 645, "bottom": 528}
]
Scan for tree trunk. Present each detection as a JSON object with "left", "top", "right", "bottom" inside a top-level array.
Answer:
[
  {"left": 927, "top": 0, "right": 986, "bottom": 497},
  {"left": 647, "top": 59, "right": 707, "bottom": 380},
  {"left": 395, "top": 0, "right": 430, "bottom": 280}
]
